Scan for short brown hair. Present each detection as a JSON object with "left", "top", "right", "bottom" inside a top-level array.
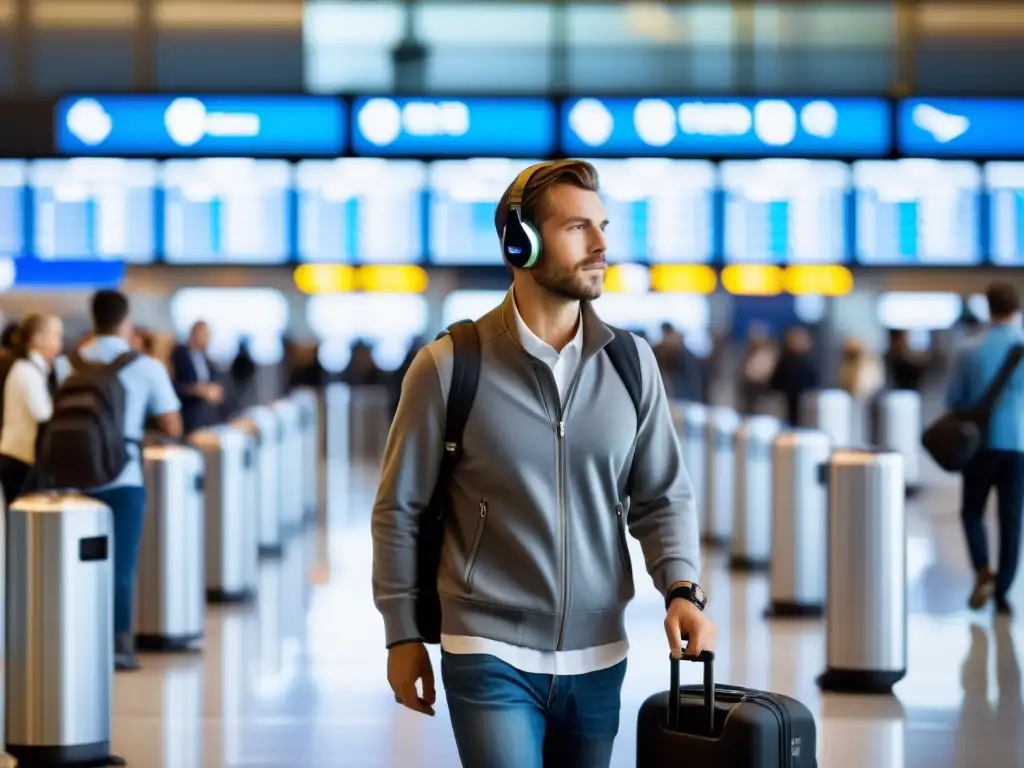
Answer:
[
  {"left": 493, "top": 160, "right": 600, "bottom": 240},
  {"left": 986, "top": 281, "right": 1020, "bottom": 320}
]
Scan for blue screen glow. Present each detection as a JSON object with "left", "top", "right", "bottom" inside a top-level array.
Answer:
[
  {"left": 0, "top": 161, "right": 26, "bottom": 258},
  {"left": 562, "top": 97, "right": 892, "bottom": 158},
  {"left": 589, "top": 159, "right": 715, "bottom": 263},
  {"left": 161, "top": 159, "right": 293, "bottom": 264},
  {"left": 29, "top": 159, "right": 157, "bottom": 262},
  {"left": 721, "top": 160, "right": 850, "bottom": 264},
  {"left": 56, "top": 95, "right": 345, "bottom": 156},
  {"left": 428, "top": 159, "right": 536, "bottom": 265},
  {"left": 898, "top": 99, "right": 1024, "bottom": 158},
  {"left": 853, "top": 160, "right": 981, "bottom": 266},
  {"left": 985, "top": 163, "right": 1024, "bottom": 266},
  {"left": 353, "top": 98, "right": 556, "bottom": 157},
  {"left": 296, "top": 159, "right": 426, "bottom": 264}
]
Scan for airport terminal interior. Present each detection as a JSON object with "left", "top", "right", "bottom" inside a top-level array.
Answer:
[{"left": 3, "top": 2, "right": 1024, "bottom": 767}]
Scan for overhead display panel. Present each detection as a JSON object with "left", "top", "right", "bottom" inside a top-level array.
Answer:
[
  {"left": 561, "top": 97, "right": 891, "bottom": 158},
  {"left": 590, "top": 159, "right": 715, "bottom": 263},
  {"left": 853, "top": 160, "right": 982, "bottom": 266},
  {"left": 985, "top": 163, "right": 1024, "bottom": 266},
  {"left": 296, "top": 159, "right": 426, "bottom": 264},
  {"left": 898, "top": 98, "right": 1024, "bottom": 158},
  {"left": 428, "top": 158, "right": 538, "bottom": 265},
  {"left": 29, "top": 159, "right": 158, "bottom": 262},
  {"left": 0, "top": 161, "right": 26, "bottom": 258},
  {"left": 352, "top": 97, "right": 556, "bottom": 157},
  {"left": 721, "top": 159, "right": 850, "bottom": 264},
  {"left": 161, "top": 159, "right": 293, "bottom": 264},
  {"left": 55, "top": 95, "right": 345, "bottom": 156}
]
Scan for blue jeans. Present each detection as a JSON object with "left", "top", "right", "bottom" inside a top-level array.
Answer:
[
  {"left": 961, "top": 449, "right": 1024, "bottom": 598},
  {"left": 442, "top": 652, "right": 627, "bottom": 768},
  {"left": 87, "top": 485, "right": 147, "bottom": 635}
]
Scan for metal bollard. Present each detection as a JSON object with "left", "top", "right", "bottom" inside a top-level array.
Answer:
[
  {"left": 677, "top": 403, "right": 707, "bottom": 537},
  {"left": 731, "top": 415, "right": 780, "bottom": 571},
  {"left": 190, "top": 426, "right": 258, "bottom": 604},
  {"left": 818, "top": 448, "right": 907, "bottom": 694},
  {"left": 290, "top": 387, "right": 321, "bottom": 523},
  {"left": 705, "top": 407, "right": 740, "bottom": 547},
  {"left": 234, "top": 406, "right": 283, "bottom": 558},
  {"left": 349, "top": 385, "right": 391, "bottom": 462},
  {"left": 800, "top": 388, "right": 854, "bottom": 448},
  {"left": 6, "top": 493, "right": 120, "bottom": 767},
  {"left": 767, "top": 429, "right": 831, "bottom": 618},
  {"left": 871, "top": 390, "right": 922, "bottom": 495},
  {"left": 137, "top": 444, "right": 206, "bottom": 651},
  {"left": 270, "top": 398, "right": 304, "bottom": 533}
]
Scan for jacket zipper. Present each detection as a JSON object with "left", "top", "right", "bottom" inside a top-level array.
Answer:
[
  {"left": 615, "top": 502, "right": 631, "bottom": 572},
  {"left": 464, "top": 500, "right": 488, "bottom": 593}
]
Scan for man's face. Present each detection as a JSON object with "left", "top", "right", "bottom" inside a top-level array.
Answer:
[
  {"left": 531, "top": 184, "right": 608, "bottom": 301},
  {"left": 192, "top": 322, "right": 210, "bottom": 350}
]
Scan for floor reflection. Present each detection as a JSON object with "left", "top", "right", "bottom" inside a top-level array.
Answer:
[{"left": 105, "top": 472, "right": 1024, "bottom": 767}]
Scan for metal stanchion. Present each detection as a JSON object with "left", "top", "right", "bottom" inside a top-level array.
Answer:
[
  {"left": 818, "top": 448, "right": 907, "bottom": 694},
  {"left": 767, "top": 429, "right": 830, "bottom": 618},
  {"left": 871, "top": 390, "right": 923, "bottom": 495},
  {"left": 800, "top": 388, "right": 854, "bottom": 448},
  {"left": 731, "top": 415, "right": 780, "bottom": 571},
  {"left": 704, "top": 406, "right": 740, "bottom": 547},
  {"left": 233, "top": 406, "right": 283, "bottom": 558},
  {"left": 190, "top": 426, "right": 258, "bottom": 603},
  {"left": 349, "top": 385, "right": 390, "bottom": 462},
  {"left": 677, "top": 403, "right": 707, "bottom": 537},
  {"left": 6, "top": 493, "right": 120, "bottom": 767},
  {"left": 270, "top": 398, "right": 304, "bottom": 534},
  {"left": 137, "top": 444, "right": 206, "bottom": 651},
  {"left": 290, "top": 387, "right": 321, "bottom": 524}
]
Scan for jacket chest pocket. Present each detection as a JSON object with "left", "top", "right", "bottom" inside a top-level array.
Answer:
[{"left": 464, "top": 499, "right": 489, "bottom": 593}]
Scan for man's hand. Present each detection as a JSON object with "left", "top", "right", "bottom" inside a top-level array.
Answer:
[
  {"left": 387, "top": 642, "right": 436, "bottom": 716},
  {"left": 203, "top": 383, "right": 225, "bottom": 405},
  {"left": 664, "top": 598, "right": 716, "bottom": 658}
]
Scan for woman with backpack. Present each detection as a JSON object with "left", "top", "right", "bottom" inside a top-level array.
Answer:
[{"left": 0, "top": 313, "right": 63, "bottom": 504}]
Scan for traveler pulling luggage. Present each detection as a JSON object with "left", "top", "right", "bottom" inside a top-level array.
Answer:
[{"left": 637, "top": 648, "right": 817, "bottom": 767}]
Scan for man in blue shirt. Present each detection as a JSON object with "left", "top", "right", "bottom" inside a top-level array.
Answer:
[
  {"left": 947, "top": 282, "right": 1024, "bottom": 615},
  {"left": 75, "top": 291, "right": 183, "bottom": 670}
]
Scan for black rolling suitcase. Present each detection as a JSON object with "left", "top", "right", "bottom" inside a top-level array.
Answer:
[{"left": 637, "top": 651, "right": 817, "bottom": 767}]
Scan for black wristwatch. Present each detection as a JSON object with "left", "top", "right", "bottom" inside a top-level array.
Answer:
[{"left": 666, "top": 583, "right": 707, "bottom": 612}]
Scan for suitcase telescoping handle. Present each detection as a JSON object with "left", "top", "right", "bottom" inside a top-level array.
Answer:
[{"left": 667, "top": 644, "right": 716, "bottom": 737}]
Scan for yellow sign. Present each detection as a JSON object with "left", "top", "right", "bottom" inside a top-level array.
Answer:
[
  {"left": 720, "top": 265, "right": 784, "bottom": 296},
  {"left": 649, "top": 265, "right": 717, "bottom": 294},
  {"left": 293, "top": 264, "right": 428, "bottom": 294},
  {"left": 783, "top": 265, "right": 854, "bottom": 296}
]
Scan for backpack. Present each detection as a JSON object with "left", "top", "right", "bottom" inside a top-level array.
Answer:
[
  {"left": 922, "top": 344, "right": 1024, "bottom": 472},
  {"left": 38, "top": 350, "right": 139, "bottom": 490},
  {"left": 414, "top": 320, "right": 643, "bottom": 644}
]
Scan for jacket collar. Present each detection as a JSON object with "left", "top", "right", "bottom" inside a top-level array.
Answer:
[{"left": 499, "top": 288, "right": 614, "bottom": 359}]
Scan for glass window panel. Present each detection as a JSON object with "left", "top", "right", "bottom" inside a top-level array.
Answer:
[
  {"left": 0, "top": 31, "right": 12, "bottom": 95},
  {"left": 414, "top": 2, "right": 553, "bottom": 45},
  {"left": 303, "top": 0, "right": 402, "bottom": 92},
  {"left": 32, "top": 29, "right": 134, "bottom": 92}
]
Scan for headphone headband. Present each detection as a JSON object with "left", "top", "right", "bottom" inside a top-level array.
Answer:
[{"left": 507, "top": 160, "right": 575, "bottom": 211}]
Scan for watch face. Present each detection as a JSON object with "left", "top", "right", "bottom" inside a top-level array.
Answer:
[{"left": 692, "top": 584, "right": 706, "bottom": 606}]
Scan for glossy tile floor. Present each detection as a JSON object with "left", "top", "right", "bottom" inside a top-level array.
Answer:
[{"left": 110, "top": 457, "right": 1024, "bottom": 768}]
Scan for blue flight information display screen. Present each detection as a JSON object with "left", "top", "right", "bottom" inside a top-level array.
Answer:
[
  {"left": 985, "top": 163, "right": 1024, "bottom": 265},
  {"left": 161, "top": 159, "right": 293, "bottom": 264},
  {"left": 589, "top": 159, "right": 715, "bottom": 263},
  {"left": 295, "top": 159, "right": 426, "bottom": 264},
  {"left": 0, "top": 161, "right": 26, "bottom": 258},
  {"left": 721, "top": 160, "right": 851, "bottom": 264},
  {"left": 853, "top": 160, "right": 982, "bottom": 265},
  {"left": 353, "top": 98, "right": 556, "bottom": 157},
  {"left": 29, "top": 159, "right": 158, "bottom": 262},
  {"left": 428, "top": 159, "right": 536, "bottom": 265},
  {"left": 56, "top": 95, "right": 345, "bottom": 156},
  {"left": 898, "top": 99, "right": 1024, "bottom": 158},
  {"left": 562, "top": 97, "right": 892, "bottom": 157}
]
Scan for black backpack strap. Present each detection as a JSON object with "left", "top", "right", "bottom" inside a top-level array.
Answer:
[
  {"left": 604, "top": 326, "right": 643, "bottom": 426},
  {"left": 604, "top": 326, "right": 643, "bottom": 499},
  {"left": 435, "top": 320, "right": 481, "bottom": 474},
  {"left": 108, "top": 351, "right": 140, "bottom": 373},
  {"left": 976, "top": 344, "right": 1024, "bottom": 416},
  {"left": 67, "top": 349, "right": 138, "bottom": 374}
]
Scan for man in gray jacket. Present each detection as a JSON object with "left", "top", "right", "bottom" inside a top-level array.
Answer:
[{"left": 372, "top": 160, "right": 714, "bottom": 768}]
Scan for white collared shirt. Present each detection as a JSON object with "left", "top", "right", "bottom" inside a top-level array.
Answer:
[
  {"left": 441, "top": 290, "right": 630, "bottom": 675},
  {"left": 0, "top": 351, "right": 53, "bottom": 466}
]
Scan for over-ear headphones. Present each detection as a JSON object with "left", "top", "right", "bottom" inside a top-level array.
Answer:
[{"left": 500, "top": 161, "right": 573, "bottom": 270}]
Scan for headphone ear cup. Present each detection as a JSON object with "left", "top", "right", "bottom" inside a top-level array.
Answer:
[{"left": 501, "top": 209, "right": 541, "bottom": 270}]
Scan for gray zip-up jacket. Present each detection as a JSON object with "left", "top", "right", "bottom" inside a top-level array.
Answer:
[{"left": 371, "top": 293, "right": 700, "bottom": 651}]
